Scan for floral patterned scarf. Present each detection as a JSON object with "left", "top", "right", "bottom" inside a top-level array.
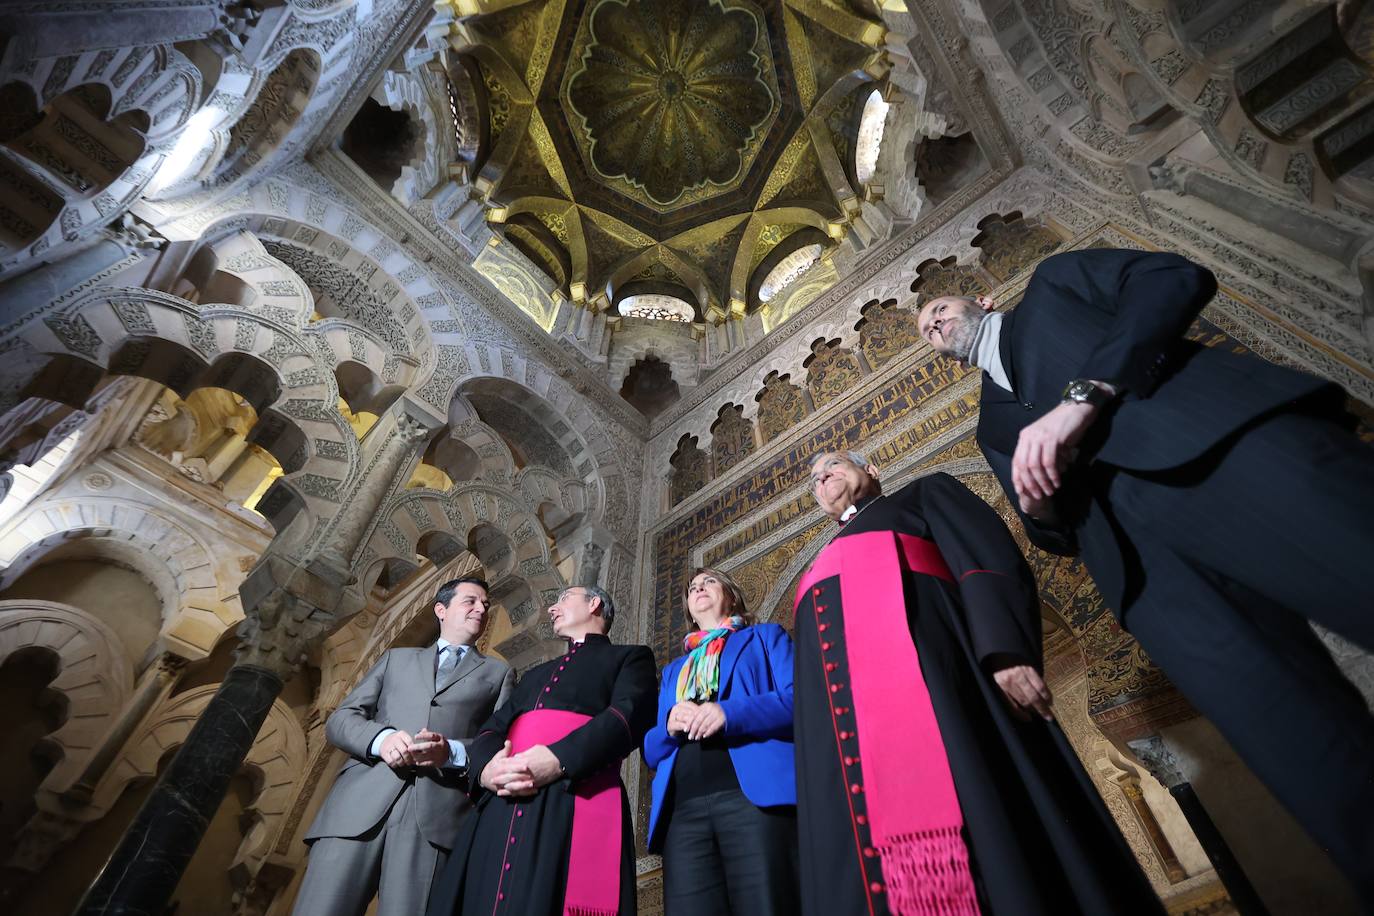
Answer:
[{"left": 675, "top": 616, "right": 746, "bottom": 703}]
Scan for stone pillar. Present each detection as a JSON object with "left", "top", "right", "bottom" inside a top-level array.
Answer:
[
  {"left": 314, "top": 403, "right": 435, "bottom": 573},
  {"left": 1129, "top": 735, "right": 1269, "bottom": 916},
  {"left": 63, "top": 653, "right": 187, "bottom": 804},
  {"left": 0, "top": 2, "right": 221, "bottom": 59},
  {"left": 73, "top": 405, "right": 435, "bottom": 915},
  {"left": 0, "top": 239, "right": 129, "bottom": 326},
  {"left": 0, "top": 214, "right": 164, "bottom": 323}
]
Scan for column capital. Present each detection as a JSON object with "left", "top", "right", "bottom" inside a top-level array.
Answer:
[
  {"left": 236, "top": 555, "right": 365, "bottom": 676},
  {"left": 1126, "top": 733, "right": 1188, "bottom": 790}
]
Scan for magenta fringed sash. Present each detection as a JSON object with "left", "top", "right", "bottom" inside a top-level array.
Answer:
[
  {"left": 796, "top": 530, "right": 981, "bottom": 916},
  {"left": 508, "top": 710, "right": 622, "bottom": 916}
]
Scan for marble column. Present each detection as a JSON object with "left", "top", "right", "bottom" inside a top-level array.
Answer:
[
  {"left": 1129, "top": 734, "right": 1269, "bottom": 916},
  {"left": 72, "top": 401, "right": 435, "bottom": 914},
  {"left": 74, "top": 663, "right": 284, "bottom": 916}
]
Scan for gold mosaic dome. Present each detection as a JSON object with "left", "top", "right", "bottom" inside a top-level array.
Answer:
[
  {"left": 447, "top": 0, "right": 888, "bottom": 320},
  {"left": 563, "top": 0, "right": 780, "bottom": 210}
]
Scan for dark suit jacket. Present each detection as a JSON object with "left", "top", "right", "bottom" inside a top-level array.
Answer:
[
  {"left": 976, "top": 248, "right": 1344, "bottom": 610},
  {"left": 305, "top": 644, "right": 515, "bottom": 849}
]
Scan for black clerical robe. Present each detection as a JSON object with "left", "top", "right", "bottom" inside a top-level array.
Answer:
[
  {"left": 793, "top": 472, "right": 1161, "bottom": 916},
  {"left": 426, "top": 635, "right": 657, "bottom": 916}
]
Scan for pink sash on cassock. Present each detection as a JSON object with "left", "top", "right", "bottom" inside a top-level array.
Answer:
[
  {"left": 507, "top": 709, "right": 623, "bottom": 916},
  {"left": 796, "top": 529, "right": 981, "bottom": 916}
]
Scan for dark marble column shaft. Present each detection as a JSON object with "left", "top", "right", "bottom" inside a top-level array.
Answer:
[{"left": 73, "top": 663, "right": 284, "bottom": 916}]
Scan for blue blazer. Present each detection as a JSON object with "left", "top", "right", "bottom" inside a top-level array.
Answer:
[{"left": 642, "top": 622, "right": 796, "bottom": 852}]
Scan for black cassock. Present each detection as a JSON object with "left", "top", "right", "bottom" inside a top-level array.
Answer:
[
  {"left": 794, "top": 472, "right": 1161, "bottom": 916},
  {"left": 426, "top": 635, "right": 657, "bottom": 916}
]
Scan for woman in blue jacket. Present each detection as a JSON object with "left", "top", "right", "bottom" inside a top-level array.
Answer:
[{"left": 643, "top": 567, "right": 799, "bottom": 915}]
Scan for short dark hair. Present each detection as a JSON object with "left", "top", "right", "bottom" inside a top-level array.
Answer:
[{"left": 434, "top": 575, "right": 489, "bottom": 609}]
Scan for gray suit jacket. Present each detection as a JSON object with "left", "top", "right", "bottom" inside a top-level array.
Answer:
[{"left": 305, "top": 644, "right": 515, "bottom": 849}]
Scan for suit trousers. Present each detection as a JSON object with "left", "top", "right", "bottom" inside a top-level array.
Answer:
[
  {"left": 292, "top": 781, "right": 448, "bottom": 916},
  {"left": 1103, "top": 408, "right": 1374, "bottom": 902},
  {"left": 661, "top": 788, "right": 800, "bottom": 916}
]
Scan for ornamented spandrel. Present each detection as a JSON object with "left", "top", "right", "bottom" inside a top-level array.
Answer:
[
  {"left": 754, "top": 371, "right": 808, "bottom": 441},
  {"left": 855, "top": 297, "right": 923, "bottom": 369},
  {"left": 972, "top": 212, "right": 1066, "bottom": 283},
  {"left": 803, "top": 337, "right": 865, "bottom": 409},
  {"left": 669, "top": 435, "right": 710, "bottom": 506},
  {"left": 909, "top": 255, "right": 993, "bottom": 300},
  {"left": 710, "top": 403, "right": 755, "bottom": 475}
]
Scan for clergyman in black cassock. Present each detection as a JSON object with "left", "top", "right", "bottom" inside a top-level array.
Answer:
[
  {"left": 425, "top": 585, "right": 657, "bottom": 916},
  {"left": 794, "top": 452, "right": 1161, "bottom": 916},
  {"left": 918, "top": 246, "right": 1374, "bottom": 902}
]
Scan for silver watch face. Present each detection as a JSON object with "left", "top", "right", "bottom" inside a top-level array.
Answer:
[{"left": 1064, "top": 380, "right": 1096, "bottom": 402}]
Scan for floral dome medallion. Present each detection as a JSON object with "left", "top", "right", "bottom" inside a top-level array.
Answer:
[{"left": 561, "top": 0, "right": 780, "bottom": 211}]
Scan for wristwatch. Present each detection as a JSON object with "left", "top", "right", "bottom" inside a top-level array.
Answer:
[{"left": 1060, "top": 378, "right": 1114, "bottom": 408}]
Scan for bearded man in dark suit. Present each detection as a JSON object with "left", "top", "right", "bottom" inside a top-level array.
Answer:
[{"left": 917, "top": 246, "right": 1374, "bottom": 903}]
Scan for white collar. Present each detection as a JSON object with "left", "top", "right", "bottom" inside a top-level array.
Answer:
[{"left": 437, "top": 638, "right": 469, "bottom": 654}]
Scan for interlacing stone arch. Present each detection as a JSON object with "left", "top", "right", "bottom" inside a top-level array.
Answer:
[
  {"left": 0, "top": 44, "right": 204, "bottom": 271},
  {"left": 0, "top": 600, "right": 134, "bottom": 796},
  {"left": 88, "top": 684, "right": 306, "bottom": 881},
  {"left": 414, "top": 355, "right": 634, "bottom": 540},
  {"left": 361, "top": 482, "right": 569, "bottom": 668},
  {"left": 0, "top": 498, "right": 243, "bottom": 659},
  {"left": 3, "top": 284, "right": 356, "bottom": 521}
]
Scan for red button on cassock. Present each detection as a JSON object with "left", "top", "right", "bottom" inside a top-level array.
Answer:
[
  {"left": 818, "top": 623, "right": 829, "bottom": 632},
  {"left": 516, "top": 810, "right": 523, "bottom": 818},
  {"left": 830, "top": 684, "right": 841, "bottom": 693},
  {"left": 544, "top": 686, "right": 551, "bottom": 693},
  {"left": 510, "top": 836, "right": 517, "bottom": 844},
  {"left": 863, "top": 847, "right": 877, "bottom": 858},
  {"left": 821, "top": 642, "right": 832, "bottom": 651},
  {"left": 856, "top": 814, "right": 868, "bottom": 825},
  {"left": 850, "top": 783, "right": 863, "bottom": 795},
  {"left": 844, "top": 756, "right": 856, "bottom": 766},
  {"left": 813, "top": 588, "right": 822, "bottom": 597},
  {"left": 869, "top": 882, "right": 883, "bottom": 894},
  {"left": 505, "top": 863, "right": 512, "bottom": 871},
  {"left": 839, "top": 731, "right": 851, "bottom": 740}
]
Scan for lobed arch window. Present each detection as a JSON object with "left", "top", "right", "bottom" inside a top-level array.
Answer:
[
  {"left": 617, "top": 293, "right": 694, "bottom": 323},
  {"left": 854, "top": 88, "right": 889, "bottom": 185},
  {"left": 759, "top": 243, "right": 823, "bottom": 303}
]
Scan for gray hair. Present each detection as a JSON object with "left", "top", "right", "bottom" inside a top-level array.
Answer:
[
  {"left": 580, "top": 584, "right": 615, "bottom": 634},
  {"left": 805, "top": 450, "right": 882, "bottom": 499},
  {"left": 805, "top": 450, "right": 871, "bottom": 472}
]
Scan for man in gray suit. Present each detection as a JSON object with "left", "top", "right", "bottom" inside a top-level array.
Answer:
[{"left": 293, "top": 576, "right": 516, "bottom": 916}]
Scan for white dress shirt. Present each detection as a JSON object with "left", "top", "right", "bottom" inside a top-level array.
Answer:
[{"left": 368, "top": 639, "right": 469, "bottom": 769}]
